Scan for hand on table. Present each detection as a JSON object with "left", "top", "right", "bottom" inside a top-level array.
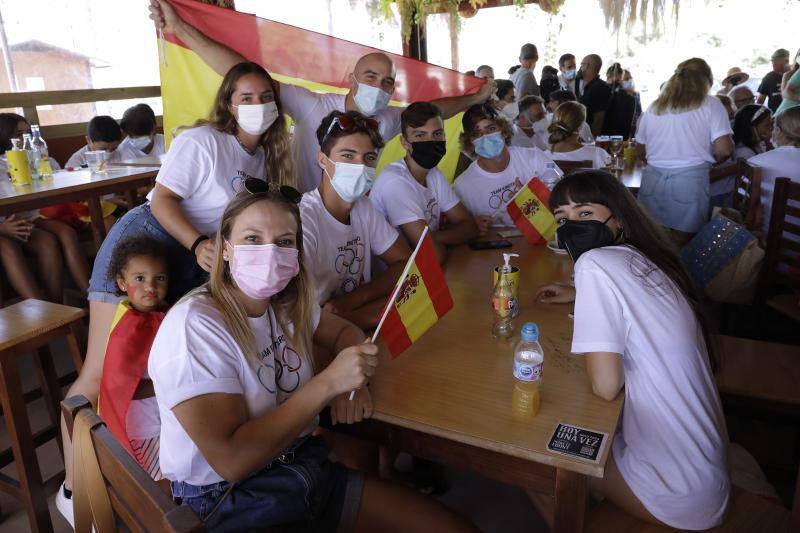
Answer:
[
  {"left": 0, "top": 215, "right": 33, "bottom": 242},
  {"left": 475, "top": 215, "right": 494, "bottom": 236},
  {"left": 535, "top": 283, "right": 576, "bottom": 304},
  {"left": 195, "top": 238, "right": 215, "bottom": 272},
  {"left": 330, "top": 386, "right": 373, "bottom": 425}
]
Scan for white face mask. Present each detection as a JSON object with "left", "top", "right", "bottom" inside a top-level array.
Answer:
[
  {"left": 353, "top": 82, "right": 391, "bottom": 116},
  {"left": 324, "top": 157, "right": 375, "bottom": 202},
  {"left": 233, "top": 102, "right": 279, "bottom": 136},
  {"left": 128, "top": 135, "right": 152, "bottom": 151},
  {"left": 500, "top": 101, "right": 519, "bottom": 121}
]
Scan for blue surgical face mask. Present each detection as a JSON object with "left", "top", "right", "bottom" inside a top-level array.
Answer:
[
  {"left": 621, "top": 80, "right": 633, "bottom": 90},
  {"left": 473, "top": 131, "right": 506, "bottom": 159},
  {"left": 128, "top": 135, "right": 152, "bottom": 151},
  {"left": 324, "top": 157, "right": 375, "bottom": 202},
  {"left": 353, "top": 82, "right": 391, "bottom": 116},
  {"left": 564, "top": 69, "right": 577, "bottom": 81}
]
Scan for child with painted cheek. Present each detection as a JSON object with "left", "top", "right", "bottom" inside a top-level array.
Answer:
[{"left": 101, "top": 235, "right": 170, "bottom": 479}]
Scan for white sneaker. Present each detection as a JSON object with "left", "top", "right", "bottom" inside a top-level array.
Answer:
[{"left": 55, "top": 482, "right": 75, "bottom": 529}]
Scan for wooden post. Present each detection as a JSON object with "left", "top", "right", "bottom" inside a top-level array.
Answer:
[{"left": 401, "top": 8, "right": 427, "bottom": 61}]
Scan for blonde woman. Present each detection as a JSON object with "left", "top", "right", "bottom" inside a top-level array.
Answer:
[
  {"left": 544, "top": 101, "right": 611, "bottom": 168},
  {"left": 148, "top": 184, "right": 477, "bottom": 532},
  {"left": 57, "top": 61, "right": 294, "bottom": 523},
  {"left": 636, "top": 58, "right": 734, "bottom": 244}
]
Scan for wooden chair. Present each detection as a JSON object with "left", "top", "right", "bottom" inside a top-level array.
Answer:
[
  {"left": 0, "top": 299, "right": 86, "bottom": 533},
  {"left": 756, "top": 177, "right": 800, "bottom": 323},
  {"left": 709, "top": 159, "right": 763, "bottom": 229},
  {"left": 61, "top": 395, "right": 205, "bottom": 533},
  {"left": 553, "top": 159, "right": 593, "bottom": 174}
]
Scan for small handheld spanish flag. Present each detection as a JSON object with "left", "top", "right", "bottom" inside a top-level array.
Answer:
[
  {"left": 506, "top": 177, "right": 558, "bottom": 245},
  {"left": 377, "top": 227, "right": 454, "bottom": 359}
]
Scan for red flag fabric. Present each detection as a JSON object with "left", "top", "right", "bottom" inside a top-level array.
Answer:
[{"left": 98, "top": 302, "right": 165, "bottom": 456}]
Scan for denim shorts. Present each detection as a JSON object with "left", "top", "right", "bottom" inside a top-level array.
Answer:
[
  {"left": 638, "top": 163, "right": 711, "bottom": 233},
  {"left": 87, "top": 203, "right": 208, "bottom": 304},
  {"left": 170, "top": 436, "right": 363, "bottom": 532}
]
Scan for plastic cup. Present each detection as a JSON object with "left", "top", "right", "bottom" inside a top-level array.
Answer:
[{"left": 85, "top": 150, "right": 109, "bottom": 173}]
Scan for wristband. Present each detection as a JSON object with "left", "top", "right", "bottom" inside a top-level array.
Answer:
[{"left": 190, "top": 235, "right": 209, "bottom": 255}]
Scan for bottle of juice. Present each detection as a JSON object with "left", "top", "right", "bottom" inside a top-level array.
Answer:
[{"left": 491, "top": 253, "right": 516, "bottom": 339}]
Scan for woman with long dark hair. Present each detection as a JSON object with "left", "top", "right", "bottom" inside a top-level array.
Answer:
[
  {"left": 58, "top": 61, "right": 295, "bottom": 525},
  {"left": 535, "top": 170, "right": 729, "bottom": 530}
]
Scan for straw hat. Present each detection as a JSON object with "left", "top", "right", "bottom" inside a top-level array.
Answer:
[{"left": 722, "top": 67, "right": 750, "bottom": 86}]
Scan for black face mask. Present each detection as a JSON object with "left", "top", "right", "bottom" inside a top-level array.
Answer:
[
  {"left": 409, "top": 140, "right": 447, "bottom": 169},
  {"left": 556, "top": 215, "right": 620, "bottom": 262}
]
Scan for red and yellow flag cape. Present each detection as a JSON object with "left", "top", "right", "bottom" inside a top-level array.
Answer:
[
  {"left": 159, "top": 0, "right": 484, "bottom": 180},
  {"left": 98, "top": 301, "right": 165, "bottom": 456}
]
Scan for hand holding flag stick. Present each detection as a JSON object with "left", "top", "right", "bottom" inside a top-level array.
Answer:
[{"left": 348, "top": 226, "right": 454, "bottom": 400}]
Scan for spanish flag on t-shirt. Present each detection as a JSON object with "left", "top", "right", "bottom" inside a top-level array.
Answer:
[
  {"left": 98, "top": 301, "right": 165, "bottom": 456},
  {"left": 158, "top": 0, "right": 484, "bottom": 181},
  {"left": 380, "top": 230, "right": 453, "bottom": 358}
]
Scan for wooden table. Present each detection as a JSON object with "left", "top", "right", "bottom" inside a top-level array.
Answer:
[
  {"left": 618, "top": 165, "right": 643, "bottom": 190},
  {"left": 111, "top": 154, "right": 165, "bottom": 167},
  {"left": 334, "top": 237, "right": 624, "bottom": 533},
  {"left": 0, "top": 167, "right": 159, "bottom": 248}
]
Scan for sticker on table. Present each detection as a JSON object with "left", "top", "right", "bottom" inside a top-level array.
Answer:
[{"left": 547, "top": 422, "right": 608, "bottom": 463}]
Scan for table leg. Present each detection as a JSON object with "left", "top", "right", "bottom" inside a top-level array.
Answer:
[
  {"left": 87, "top": 196, "right": 106, "bottom": 249},
  {"left": 553, "top": 467, "right": 587, "bottom": 533},
  {"left": 33, "top": 346, "right": 64, "bottom": 455},
  {"left": 0, "top": 352, "right": 54, "bottom": 533},
  {"left": 124, "top": 189, "right": 138, "bottom": 210}
]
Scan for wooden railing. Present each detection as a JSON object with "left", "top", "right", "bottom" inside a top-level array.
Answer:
[{"left": 0, "top": 86, "right": 162, "bottom": 138}]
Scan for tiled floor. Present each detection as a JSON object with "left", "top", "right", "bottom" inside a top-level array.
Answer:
[{"left": 0, "top": 338, "right": 548, "bottom": 533}]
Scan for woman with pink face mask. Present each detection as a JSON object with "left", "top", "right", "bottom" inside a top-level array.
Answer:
[{"left": 147, "top": 183, "right": 477, "bottom": 532}]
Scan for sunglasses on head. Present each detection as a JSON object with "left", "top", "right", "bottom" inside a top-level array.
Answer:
[
  {"left": 243, "top": 178, "right": 302, "bottom": 204},
  {"left": 321, "top": 114, "right": 380, "bottom": 145},
  {"left": 751, "top": 106, "right": 770, "bottom": 124}
]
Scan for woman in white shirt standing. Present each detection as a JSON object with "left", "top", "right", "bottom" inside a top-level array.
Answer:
[
  {"left": 149, "top": 185, "right": 476, "bottom": 532},
  {"left": 535, "top": 170, "right": 730, "bottom": 530},
  {"left": 454, "top": 104, "right": 556, "bottom": 235},
  {"left": 58, "top": 61, "right": 295, "bottom": 519},
  {"left": 637, "top": 58, "right": 734, "bottom": 244},
  {"left": 544, "top": 101, "right": 611, "bottom": 168}
]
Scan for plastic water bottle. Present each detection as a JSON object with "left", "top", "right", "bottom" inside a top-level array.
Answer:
[
  {"left": 512, "top": 322, "right": 543, "bottom": 419},
  {"left": 31, "top": 125, "right": 53, "bottom": 178},
  {"left": 491, "top": 253, "right": 517, "bottom": 340},
  {"left": 22, "top": 133, "right": 40, "bottom": 180},
  {"left": 540, "top": 162, "right": 562, "bottom": 190}
]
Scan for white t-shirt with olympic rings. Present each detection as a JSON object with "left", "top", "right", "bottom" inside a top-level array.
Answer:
[
  {"left": 454, "top": 146, "right": 555, "bottom": 227},
  {"left": 149, "top": 293, "right": 319, "bottom": 486}
]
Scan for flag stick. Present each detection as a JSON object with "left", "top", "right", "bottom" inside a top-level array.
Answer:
[{"left": 349, "top": 226, "right": 430, "bottom": 401}]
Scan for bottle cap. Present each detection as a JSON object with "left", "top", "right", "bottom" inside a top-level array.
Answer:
[{"left": 521, "top": 322, "right": 539, "bottom": 342}]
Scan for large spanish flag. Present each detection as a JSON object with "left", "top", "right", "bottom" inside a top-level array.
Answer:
[
  {"left": 159, "top": 0, "right": 484, "bottom": 180},
  {"left": 506, "top": 178, "right": 558, "bottom": 245},
  {"left": 98, "top": 301, "right": 165, "bottom": 456},
  {"left": 379, "top": 229, "right": 453, "bottom": 358}
]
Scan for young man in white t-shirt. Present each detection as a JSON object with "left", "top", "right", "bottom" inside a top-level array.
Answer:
[
  {"left": 511, "top": 95, "right": 548, "bottom": 151},
  {"left": 151, "top": 0, "right": 495, "bottom": 192},
  {"left": 455, "top": 104, "right": 557, "bottom": 234},
  {"left": 301, "top": 110, "right": 411, "bottom": 330},
  {"left": 371, "top": 102, "right": 477, "bottom": 261}
]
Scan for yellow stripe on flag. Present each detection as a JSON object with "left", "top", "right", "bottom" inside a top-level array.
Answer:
[
  {"left": 395, "top": 261, "right": 440, "bottom": 342},
  {"left": 513, "top": 186, "right": 557, "bottom": 241}
]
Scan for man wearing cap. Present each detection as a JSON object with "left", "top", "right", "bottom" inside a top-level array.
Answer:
[
  {"left": 758, "top": 49, "right": 790, "bottom": 113},
  {"left": 510, "top": 43, "right": 540, "bottom": 99},
  {"left": 718, "top": 67, "right": 749, "bottom": 96}
]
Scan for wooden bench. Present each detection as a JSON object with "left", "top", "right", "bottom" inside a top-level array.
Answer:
[
  {"left": 61, "top": 395, "right": 205, "bottom": 533},
  {"left": 0, "top": 299, "right": 85, "bottom": 532}
]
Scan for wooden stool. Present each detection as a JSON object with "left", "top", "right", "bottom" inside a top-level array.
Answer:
[{"left": 0, "top": 299, "right": 86, "bottom": 533}]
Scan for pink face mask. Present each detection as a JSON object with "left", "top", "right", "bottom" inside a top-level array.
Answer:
[{"left": 227, "top": 242, "right": 300, "bottom": 299}]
